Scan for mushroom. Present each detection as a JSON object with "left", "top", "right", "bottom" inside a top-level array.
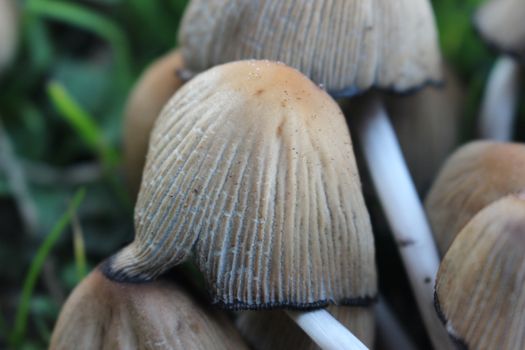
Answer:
[
  {"left": 178, "top": 2, "right": 450, "bottom": 348},
  {"left": 435, "top": 193, "right": 525, "bottom": 349},
  {"left": 123, "top": 49, "right": 186, "bottom": 197},
  {"left": 236, "top": 306, "right": 374, "bottom": 350},
  {"left": 475, "top": 0, "right": 524, "bottom": 140},
  {"left": 104, "top": 60, "right": 376, "bottom": 348},
  {"left": 50, "top": 268, "right": 249, "bottom": 349},
  {"left": 0, "top": 0, "right": 18, "bottom": 73},
  {"left": 425, "top": 141, "right": 525, "bottom": 255}
]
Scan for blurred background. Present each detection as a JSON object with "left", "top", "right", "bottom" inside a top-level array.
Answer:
[{"left": 0, "top": 0, "right": 523, "bottom": 349}]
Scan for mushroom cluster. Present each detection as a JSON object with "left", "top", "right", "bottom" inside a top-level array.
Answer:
[
  {"left": 49, "top": 1, "right": 525, "bottom": 349},
  {"left": 424, "top": 141, "right": 525, "bottom": 349}
]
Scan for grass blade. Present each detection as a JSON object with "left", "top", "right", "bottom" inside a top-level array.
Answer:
[{"left": 9, "top": 188, "right": 86, "bottom": 347}]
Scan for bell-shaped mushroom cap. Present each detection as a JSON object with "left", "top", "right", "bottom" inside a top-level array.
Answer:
[
  {"left": 178, "top": 0, "right": 442, "bottom": 97},
  {"left": 0, "top": 0, "right": 18, "bottom": 72},
  {"left": 124, "top": 49, "right": 186, "bottom": 198},
  {"left": 105, "top": 60, "right": 377, "bottom": 310},
  {"left": 425, "top": 141, "right": 525, "bottom": 255},
  {"left": 475, "top": 0, "right": 525, "bottom": 61},
  {"left": 385, "top": 66, "right": 464, "bottom": 194},
  {"left": 236, "top": 306, "right": 374, "bottom": 349},
  {"left": 50, "top": 268, "right": 248, "bottom": 350},
  {"left": 435, "top": 194, "right": 525, "bottom": 350}
]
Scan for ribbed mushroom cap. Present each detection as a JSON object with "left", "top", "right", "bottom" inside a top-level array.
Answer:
[
  {"left": 105, "top": 60, "right": 377, "bottom": 310},
  {"left": 435, "top": 194, "right": 525, "bottom": 350},
  {"left": 384, "top": 66, "right": 463, "bottom": 194},
  {"left": 0, "top": 0, "right": 18, "bottom": 72},
  {"left": 425, "top": 141, "right": 525, "bottom": 255},
  {"left": 50, "top": 268, "right": 248, "bottom": 350},
  {"left": 236, "top": 306, "right": 374, "bottom": 349},
  {"left": 124, "top": 49, "right": 186, "bottom": 198},
  {"left": 475, "top": 0, "right": 525, "bottom": 61},
  {"left": 178, "top": 0, "right": 442, "bottom": 97}
]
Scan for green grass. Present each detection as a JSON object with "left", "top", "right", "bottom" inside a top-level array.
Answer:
[{"left": 9, "top": 188, "right": 85, "bottom": 348}]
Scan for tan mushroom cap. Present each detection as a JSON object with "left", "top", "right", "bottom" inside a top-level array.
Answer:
[
  {"left": 50, "top": 268, "right": 248, "bottom": 350},
  {"left": 124, "top": 49, "right": 186, "bottom": 198},
  {"left": 425, "top": 141, "right": 525, "bottom": 255},
  {"left": 435, "top": 194, "right": 525, "bottom": 350},
  {"left": 179, "top": 0, "right": 442, "bottom": 96},
  {"left": 384, "top": 65, "right": 464, "bottom": 194},
  {"left": 475, "top": 0, "right": 525, "bottom": 61},
  {"left": 237, "top": 306, "right": 374, "bottom": 349},
  {"left": 105, "top": 60, "right": 377, "bottom": 309},
  {"left": 0, "top": 0, "right": 18, "bottom": 72}
]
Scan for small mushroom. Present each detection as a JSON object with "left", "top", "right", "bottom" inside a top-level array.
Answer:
[
  {"left": 0, "top": 0, "right": 18, "bottom": 73},
  {"left": 123, "top": 49, "right": 186, "bottom": 197},
  {"left": 105, "top": 60, "right": 376, "bottom": 348},
  {"left": 236, "top": 306, "right": 374, "bottom": 350},
  {"left": 425, "top": 141, "right": 525, "bottom": 255},
  {"left": 50, "top": 268, "right": 249, "bottom": 349},
  {"left": 475, "top": 0, "right": 524, "bottom": 140},
  {"left": 435, "top": 193, "right": 525, "bottom": 349},
  {"left": 179, "top": 2, "right": 449, "bottom": 347}
]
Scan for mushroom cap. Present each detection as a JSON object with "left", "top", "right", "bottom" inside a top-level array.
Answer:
[
  {"left": 178, "top": 0, "right": 442, "bottom": 97},
  {"left": 0, "top": 0, "right": 18, "bottom": 72},
  {"left": 123, "top": 49, "right": 186, "bottom": 198},
  {"left": 50, "top": 268, "right": 248, "bottom": 350},
  {"left": 425, "top": 141, "right": 525, "bottom": 255},
  {"left": 105, "top": 60, "right": 377, "bottom": 310},
  {"left": 384, "top": 65, "right": 463, "bottom": 194},
  {"left": 435, "top": 194, "right": 525, "bottom": 350},
  {"left": 475, "top": 0, "right": 525, "bottom": 61},
  {"left": 236, "top": 306, "right": 375, "bottom": 350}
]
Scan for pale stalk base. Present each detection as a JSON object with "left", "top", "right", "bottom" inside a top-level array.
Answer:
[
  {"left": 286, "top": 309, "right": 368, "bottom": 350},
  {"left": 356, "top": 96, "right": 452, "bottom": 350},
  {"left": 479, "top": 56, "right": 521, "bottom": 141}
]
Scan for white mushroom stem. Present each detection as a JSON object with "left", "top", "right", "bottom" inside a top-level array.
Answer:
[
  {"left": 479, "top": 56, "right": 522, "bottom": 141},
  {"left": 376, "top": 298, "right": 416, "bottom": 350},
  {"left": 356, "top": 95, "right": 452, "bottom": 350},
  {"left": 286, "top": 309, "right": 368, "bottom": 350}
]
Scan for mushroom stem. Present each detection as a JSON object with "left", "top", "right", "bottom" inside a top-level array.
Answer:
[
  {"left": 356, "top": 95, "right": 452, "bottom": 350},
  {"left": 285, "top": 309, "right": 368, "bottom": 350},
  {"left": 376, "top": 298, "right": 416, "bottom": 350},
  {"left": 479, "top": 56, "right": 521, "bottom": 141}
]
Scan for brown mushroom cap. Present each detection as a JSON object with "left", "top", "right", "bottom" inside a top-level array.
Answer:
[
  {"left": 425, "top": 141, "right": 525, "bottom": 255},
  {"left": 50, "top": 268, "right": 248, "bottom": 349},
  {"left": 475, "top": 0, "right": 525, "bottom": 61},
  {"left": 178, "top": 0, "right": 442, "bottom": 96},
  {"left": 0, "top": 0, "right": 18, "bottom": 72},
  {"left": 123, "top": 49, "right": 186, "bottom": 198},
  {"left": 105, "top": 60, "right": 377, "bottom": 310},
  {"left": 236, "top": 306, "right": 374, "bottom": 350},
  {"left": 384, "top": 66, "right": 464, "bottom": 194},
  {"left": 435, "top": 194, "right": 525, "bottom": 350}
]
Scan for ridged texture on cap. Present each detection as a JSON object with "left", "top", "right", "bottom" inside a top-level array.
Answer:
[
  {"left": 178, "top": 0, "right": 442, "bottom": 96},
  {"left": 50, "top": 269, "right": 248, "bottom": 350},
  {"left": 124, "top": 49, "right": 186, "bottom": 198},
  {"left": 0, "top": 0, "right": 18, "bottom": 72},
  {"left": 425, "top": 141, "right": 525, "bottom": 255},
  {"left": 105, "top": 60, "right": 377, "bottom": 309},
  {"left": 236, "top": 306, "right": 374, "bottom": 349},
  {"left": 435, "top": 195, "right": 525, "bottom": 350},
  {"left": 475, "top": 0, "right": 525, "bottom": 61}
]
